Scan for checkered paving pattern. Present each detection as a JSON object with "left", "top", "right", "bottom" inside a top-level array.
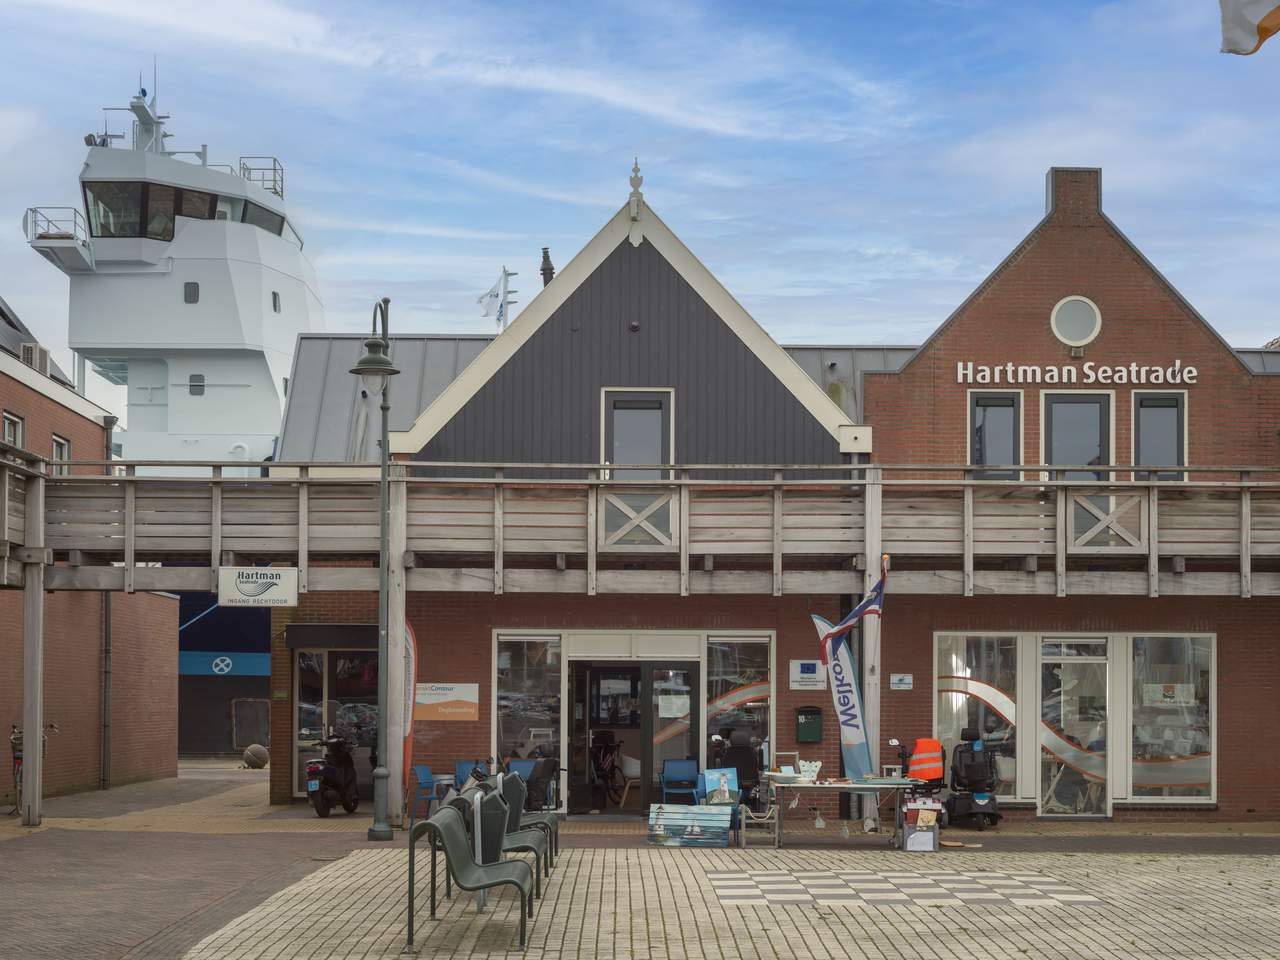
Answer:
[{"left": 707, "top": 868, "right": 1103, "bottom": 907}]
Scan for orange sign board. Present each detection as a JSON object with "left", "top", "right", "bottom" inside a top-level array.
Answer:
[{"left": 414, "top": 682, "right": 479, "bottom": 722}]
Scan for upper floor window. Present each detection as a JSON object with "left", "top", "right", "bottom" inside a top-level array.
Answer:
[
  {"left": 1050, "top": 296, "right": 1102, "bottom": 347},
  {"left": 969, "top": 392, "right": 1020, "bottom": 479},
  {"left": 84, "top": 182, "right": 290, "bottom": 240},
  {"left": 145, "top": 184, "right": 175, "bottom": 241},
  {"left": 1134, "top": 392, "right": 1185, "bottom": 480},
  {"left": 184, "top": 282, "right": 200, "bottom": 304},
  {"left": 189, "top": 374, "right": 205, "bottom": 397},
  {"left": 2, "top": 411, "right": 25, "bottom": 448},
  {"left": 51, "top": 435, "right": 70, "bottom": 476},
  {"left": 180, "top": 189, "right": 217, "bottom": 220},
  {"left": 1045, "top": 392, "right": 1110, "bottom": 480},
  {"left": 272, "top": 291, "right": 281, "bottom": 313},
  {"left": 604, "top": 390, "right": 671, "bottom": 480},
  {"left": 84, "top": 181, "right": 142, "bottom": 238}
]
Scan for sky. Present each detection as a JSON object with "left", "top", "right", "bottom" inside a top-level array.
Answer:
[{"left": 1, "top": 0, "right": 1279, "bottom": 416}]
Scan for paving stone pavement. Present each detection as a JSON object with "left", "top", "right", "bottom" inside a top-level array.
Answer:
[{"left": 181, "top": 845, "right": 1280, "bottom": 960}]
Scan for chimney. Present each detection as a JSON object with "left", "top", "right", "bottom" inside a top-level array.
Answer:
[
  {"left": 540, "top": 247, "right": 555, "bottom": 287},
  {"left": 1045, "top": 167, "right": 1102, "bottom": 222}
]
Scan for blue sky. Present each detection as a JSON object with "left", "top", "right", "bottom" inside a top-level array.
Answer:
[{"left": 2, "top": 0, "right": 1279, "bottom": 414}]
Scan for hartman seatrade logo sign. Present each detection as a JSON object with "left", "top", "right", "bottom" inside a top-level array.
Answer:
[
  {"left": 956, "top": 360, "right": 1198, "bottom": 386},
  {"left": 217, "top": 567, "right": 299, "bottom": 607}
]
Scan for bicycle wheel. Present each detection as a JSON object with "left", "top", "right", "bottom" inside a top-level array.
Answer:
[{"left": 605, "top": 766, "right": 625, "bottom": 805}]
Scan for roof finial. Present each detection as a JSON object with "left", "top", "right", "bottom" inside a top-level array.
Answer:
[{"left": 629, "top": 157, "right": 644, "bottom": 221}]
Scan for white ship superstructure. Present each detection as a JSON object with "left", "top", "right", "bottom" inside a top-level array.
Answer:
[{"left": 23, "top": 86, "right": 322, "bottom": 465}]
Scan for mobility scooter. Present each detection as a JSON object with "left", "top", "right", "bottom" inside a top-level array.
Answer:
[{"left": 945, "top": 727, "right": 1002, "bottom": 830}]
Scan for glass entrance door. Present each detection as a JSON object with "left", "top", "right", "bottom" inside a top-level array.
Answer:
[
  {"left": 1038, "top": 639, "right": 1109, "bottom": 817},
  {"left": 643, "top": 662, "right": 699, "bottom": 808},
  {"left": 291, "top": 648, "right": 379, "bottom": 799}
]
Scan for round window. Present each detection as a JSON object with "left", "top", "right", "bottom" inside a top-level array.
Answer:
[{"left": 1050, "top": 296, "right": 1102, "bottom": 346}]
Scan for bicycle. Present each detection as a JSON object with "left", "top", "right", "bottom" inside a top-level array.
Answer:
[
  {"left": 8, "top": 722, "right": 58, "bottom": 816},
  {"left": 590, "top": 739, "right": 625, "bottom": 807}
]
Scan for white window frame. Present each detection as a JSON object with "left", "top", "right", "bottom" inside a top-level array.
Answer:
[
  {"left": 51, "top": 434, "right": 70, "bottom": 476},
  {"left": 598, "top": 386, "right": 676, "bottom": 472},
  {"left": 2, "top": 411, "right": 24, "bottom": 448},
  {"left": 491, "top": 628, "right": 775, "bottom": 813},
  {"left": 933, "top": 630, "right": 1217, "bottom": 810},
  {"left": 1050, "top": 295, "right": 1103, "bottom": 347}
]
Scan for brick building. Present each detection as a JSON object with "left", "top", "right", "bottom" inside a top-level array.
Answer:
[
  {"left": 1, "top": 295, "right": 177, "bottom": 802},
  {"left": 253, "top": 168, "right": 1275, "bottom": 823}
]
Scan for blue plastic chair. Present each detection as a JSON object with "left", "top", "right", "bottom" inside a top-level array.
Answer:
[
  {"left": 455, "top": 759, "right": 487, "bottom": 787},
  {"left": 661, "top": 758, "right": 699, "bottom": 804},
  {"left": 507, "top": 759, "right": 537, "bottom": 782},
  {"left": 409, "top": 765, "right": 435, "bottom": 821}
]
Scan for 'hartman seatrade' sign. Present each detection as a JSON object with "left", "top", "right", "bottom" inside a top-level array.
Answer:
[
  {"left": 957, "top": 360, "right": 1198, "bottom": 386},
  {"left": 217, "top": 567, "right": 299, "bottom": 607}
]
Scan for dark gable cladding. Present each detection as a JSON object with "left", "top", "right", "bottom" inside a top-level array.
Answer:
[{"left": 417, "top": 238, "right": 842, "bottom": 474}]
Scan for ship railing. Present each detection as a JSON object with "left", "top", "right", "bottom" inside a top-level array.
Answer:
[
  {"left": 23, "top": 207, "right": 89, "bottom": 247},
  {"left": 239, "top": 156, "right": 284, "bottom": 200},
  {"left": 206, "top": 163, "right": 236, "bottom": 175}
]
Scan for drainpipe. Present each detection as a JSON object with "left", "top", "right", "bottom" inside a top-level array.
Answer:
[{"left": 100, "top": 415, "right": 117, "bottom": 789}]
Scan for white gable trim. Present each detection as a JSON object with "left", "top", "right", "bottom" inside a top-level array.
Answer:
[{"left": 390, "top": 200, "right": 868, "bottom": 454}]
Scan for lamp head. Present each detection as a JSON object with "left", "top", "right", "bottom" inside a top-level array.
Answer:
[{"left": 350, "top": 336, "right": 400, "bottom": 386}]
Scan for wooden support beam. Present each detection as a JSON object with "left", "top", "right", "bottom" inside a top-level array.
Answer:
[
  {"left": 1055, "top": 487, "right": 1067, "bottom": 597},
  {"left": 962, "top": 485, "right": 974, "bottom": 597},
  {"left": 493, "top": 468, "right": 503, "bottom": 595},
  {"left": 860, "top": 466, "right": 883, "bottom": 817},
  {"left": 586, "top": 476, "right": 597, "bottom": 596},
  {"left": 679, "top": 471, "right": 690, "bottom": 597},
  {"left": 210, "top": 466, "right": 222, "bottom": 570},
  {"left": 296, "top": 467, "right": 308, "bottom": 593},
  {"left": 1241, "top": 482, "right": 1252, "bottom": 599},
  {"left": 771, "top": 471, "right": 783, "bottom": 597},
  {"left": 124, "top": 465, "right": 136, "bottom": 594},
  {"left": 1147, "top": 486, "right": 1159, "bottom": 598}
]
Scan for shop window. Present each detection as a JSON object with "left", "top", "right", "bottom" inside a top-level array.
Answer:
[
  {"left": 1134, "top": 393, "right": 1185, "bottom": 480},
  {"left": 496, "top": 636, "right": 561, "bottom": 768},
  {"left": 706, "top": 638, "right": 771, "bottom": 772},
  {"left": 2, "top": 411, "right": 24, "bottom": 448},
  {"left": 184, "top": 282, "right": 200, "bottom": 304},
  {"left": 969, "top": 392, "right": 1020, "bottom": 478},
  {"left": 936, "top": 635, "right": 1018, "bottom": 798},
  {"left": 51, "top": 435, "right": 70, "bottom": 476},
  {"left": 1131, "top": 636, "right": 1213, "bottom": 799}
]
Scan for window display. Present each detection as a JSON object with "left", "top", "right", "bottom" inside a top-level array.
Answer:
[
  {"left": 936, "top": 635, "right": 1018, "bottom": 797},
  {"left": 706, "top": 638, "right": 770, "bottom": 772},
  {"left": 497, "top": 637, "right": 561, "bottom": 765},
  {"left": 1131, "top": 636, "right": 1212, "bottom": 799}
]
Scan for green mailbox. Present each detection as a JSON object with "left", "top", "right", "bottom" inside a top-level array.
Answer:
[{"left": 796, "top": 706, "right": 823, "bottom": 743}]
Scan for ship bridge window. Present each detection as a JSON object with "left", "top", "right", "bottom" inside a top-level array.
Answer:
[
  {"left": 84, "top": 181, "right": 142, "bottom": 238},
  {"left": 146, "top": 184, "right": 175, "bottom": 241},
  {"left": 180, "top": 189, "right": 216, "bottom": 220},
  {"left": 243, "top": 201, "right": 285, "bottom": 237}
]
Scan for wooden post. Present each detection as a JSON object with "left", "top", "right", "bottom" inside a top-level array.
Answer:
[
  {"left": 124, "top": 465, "right": 136, "bottom": 594},
  {"left": 493, "top": 468, "right": 504, "bottom": 595},
  {"left": 210, "top": 465, "right": 222, "bottom": 572},
  {"left": 21, "top": 464, "right": 46, "bottom": 826},
  {"left": 861, "top": 466, "right": 883, "bottom": 817},
  {"left": 586, "top": 472, "right": 597, "bottom": 596},
  {"left": 1147, "top": 486, "right": 1159, "bottom": 598},
  {"left": 386, "top": 464, "right": 408, "bottom": 825},
  {"left": 962, "top": 485, "right": 974, "bottom": 598},
  {"left": 1241, "top": 473, "right": 1252, "bottom": 599},
  {"left": 772, "top": 471, "right": 783, "bottom": 597},
  {"left": 297, "top": 466, "right": 309, "bottom": 593},
  {"left": 1055, "top": 485, "right": 1067, "bottom": 598},
  {"left": 1, "top": 464, "right": 9, "bottom": 584},
  {"left": 679, "top": 470, "right": 690, "bottom": 597}
]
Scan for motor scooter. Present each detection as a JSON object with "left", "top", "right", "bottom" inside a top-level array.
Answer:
[{"left": 306, "top": 733, "right": 360, "bottom": 818}]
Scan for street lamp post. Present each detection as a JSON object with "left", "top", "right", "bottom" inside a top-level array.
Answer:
[{"left": 351, "top": 296, "right": 399, "bottom": 842}]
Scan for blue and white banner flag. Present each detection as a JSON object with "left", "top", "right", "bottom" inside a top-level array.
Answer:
[{"left": 809, "top": 555, "right": 888, "bottom": 781}]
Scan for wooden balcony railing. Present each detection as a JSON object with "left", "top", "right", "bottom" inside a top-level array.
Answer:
[{"left": 2, "top": 458, "right": 1279, "bottom": 597}]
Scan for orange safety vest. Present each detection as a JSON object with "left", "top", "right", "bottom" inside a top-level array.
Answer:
[{"left": 907, "top": 738, "right": 945, "bottom": 781}]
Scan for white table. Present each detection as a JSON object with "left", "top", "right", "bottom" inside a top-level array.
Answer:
[{"left": 769, "top": 777, "right": 924, "bottom": 849}]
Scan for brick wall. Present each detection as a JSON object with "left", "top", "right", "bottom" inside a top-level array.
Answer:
[
  {"left": 268, "top": 591, "right": 848, "bottom": 803},
  {"left": 877, "top": 595, "right": 1280, "bottom": 819},
  {"left": 862, "top": 169, "right": 1280, "bottom": 469},
  {"left": 1, "top": 590, "right": 177, "bottom": 799},
  {"left": 0, "top": 368, "right": 106, "bottom": 470}
]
